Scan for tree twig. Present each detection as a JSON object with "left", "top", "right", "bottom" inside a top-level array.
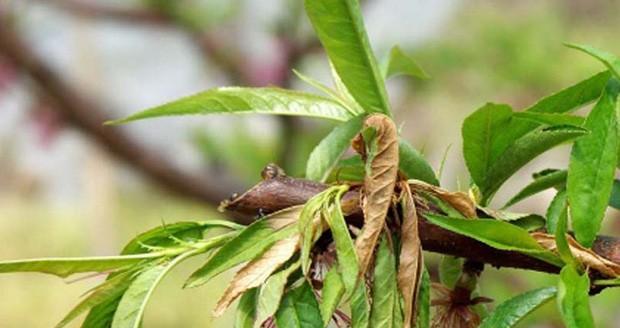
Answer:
[
  {"left": 0, "top": 21, "right": 248, "bottom": 217},
  {"left": 221, "top": 173, "right": 620, "bottom": 276}
]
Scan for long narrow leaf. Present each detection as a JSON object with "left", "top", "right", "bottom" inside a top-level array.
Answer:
[
  {"left": 304, "top": 0, "right": 390, "bottom": 114},
  {"left": 479, "top": 287, "right": 556, "bottom": 328},
  {"left": 0, "top": 253, "right": 161, "bottom": 278},
  {"left": 275, "top": 282, "right": 323, "bottom": 328},
  {"left": 557, "top": 266, "right": 595, "bottom": 328},
  {"left": 424, "top": 214, "right": 562, "bottom": 266},
  {"left": 320, "top": 266, "right": 345, "bottom": 326},
  {"left": 369, "top": 236, "right": 402, "bottom": 328},
  {"left": 504, "top": 170, "right": 567, "bottom": 208},
  {"left": 306, "top": 116, "right": 364, "bottom": 182},
  {"left": 568, "top": 78, "right": 620, "bottom": 247},
  {"left": 234, "top": 288, "right": 258, "bottom": 328},
  {"left": 567, "top": 44, "right": 620, "bottom": 78},
  {"left": 109, "top": 87, "right": 354, "bottom": 124}
]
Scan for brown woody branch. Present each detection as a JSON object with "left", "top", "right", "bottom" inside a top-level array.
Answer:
[
  {"left": 222, "top": 172, "right": 620, "bottom": 276},
  {"left": 0, "top": 20, "right": 248, "bottom": 214}
]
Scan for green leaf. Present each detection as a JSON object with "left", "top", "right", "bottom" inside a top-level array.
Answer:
[
  {"left": 504, "top": 170, "right": 567, "bottom": 208},
  {"left": 56, "top": 270, "right": 137, "bottom": 327},
  {"left": 0, "top": 253, "right": 161, "bottom": 278},
  {"left": 82, "top": 295, "right": 123, "bottom": 328},
  {"left": 479, "top": 287, "right": 556, "bottom": 328},
  {"left": 546, "top": 189, "right": 568, "bottom": 234},
  {"left": 121, "top": 220, "right": 242, "bottom": 255},
  {"left": 399, "top": 139, "right": 439, "bottom": 186},
  {"left": 320, "top": 266, "right": 345, "bottom": 326},
  {"left": 275, "top": 282, "right": 323, "bottom": 328},
  {"left": 416, "top": 268, "right": 431, "bottom": 328},
  {"left": 325, "top": 188, "right": 359, "bottom": 296},
  {"left": 306, "top": 116, "right": 364, "bottom": 182},
  {"left": 299, "top": 188, "right": 335, "bottom": 275},
  {"left": 424, "top": 214, "right": 562, "bottom": 266},
  {"left": 557, "top": 266, "right": 595, "bottom": 328},
  {"left": 112, "top": 251, "right": 193, "bottom": 328},
  {"left": 256, "top": 261, "right": 300, "bottom": 326},
  {"left": 382, "top": 46, "right": 429, "bottom": 80},
  {"left": 609, "top": 179, "right": 620, "bottom": 210},
  {"left": 464, "top": 72, "right": 610, "bottom": 203},
  {"left": 304, "top": 0, "right": 390, "bottom": 115},
  {"left": 482, "top": 125, "right": 588, "bottom": 203},
  {"left": 439, "top": 256, "right": 462, "bottom": 289},
  {"left": 293, "top": 69, "right": 364, "bottom": 115},
  {"left": 235, "top": 288, "right": 258, "bottom": 328},
  {"left": 513, "top": 112, "right": 585, "bottom": 127},
  {"left": 568, "top": 79, "right": 620, "bottom": 247},
  {"left": 462, "top": 103, "right": 514, "bottom": 191},
  {"left": 326, "top": 155, "right": 365, "bottom": 183},
  {"left": 185, "top": 220, "right": 294, "bottom": 288},
  {"left": 369, "top": 236, "right": 403, "bottom": 328},
  {"left": 108, "top": 87, "right": 355, "bottom": 125},
  {"left": 567, "top": 44, "right": 620, "bottom": 78},
  {"left": 554, "top": 193, "right": 577, "bottom": 268},
  {"left": 350, "top": 280, "right": 371, "bottom": 328}
]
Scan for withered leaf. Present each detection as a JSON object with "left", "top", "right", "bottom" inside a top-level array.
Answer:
[
  {"left": 398, "top": 182, "right": 424, "bottom": 328},
  {"left": 532, "top": 232, "right": 620, "bottom": 278},
  {"left": 354, "top": 114, "right": 399, "bottom": 274},
  {"left": 409, "top": 179, "right": 477, "bottom": 218},
  {"left": 264, "top": 205, "right": 304, "bottom": 230},
  {"left": 213, "top": 235, "right": 300, "bottom": 316}
]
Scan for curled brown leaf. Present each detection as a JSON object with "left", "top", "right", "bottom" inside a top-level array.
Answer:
[
  {"left": 213, "top": 235, "right": 300, "bottom": 316},
  {"left": 398, "top": 182, "right": 423, "bottom": 328},
  {"left": 409, "top": 179, "right": 477, "bottom": 218},
  {"left": 263, "top": 205, "right": 304, "bottom": 230},
  {"left": 532, "top": 232, "right": 620, "bottom": 277},
  {"left": 354, "top": 114, "right": 399, "bottom": 274}
]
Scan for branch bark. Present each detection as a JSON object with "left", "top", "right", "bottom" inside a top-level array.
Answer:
[
  {"left": 221, "top": 172, "right": 620, "bottom": 276},
  {"left": 0, "top": 21, "right": 247, "bottom": 211}
]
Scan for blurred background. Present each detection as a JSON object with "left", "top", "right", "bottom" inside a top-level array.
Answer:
[{"left": 1, "top": 0, "right": 620, "bottom": 326}]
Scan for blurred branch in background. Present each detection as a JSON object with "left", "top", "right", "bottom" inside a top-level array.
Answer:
[{"left": 0, "top": 0, "right": 325, "bottom": 219}]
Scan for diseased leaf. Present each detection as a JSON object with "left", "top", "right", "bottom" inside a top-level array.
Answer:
[
  {"left": 557, "top": 266, "right": 595, "bottom": 328},
  {"left": 513, "top": 112, "right": 585, "bottom": 127},
  {"left": 264, "top": 206, "right": 304, "bottom": 231},
  {"left": 479, "top": 287, "right": 556, "bottom": 328},
  {"left": 299, "top": 187, "right": 338, "bottom": 275},
  {"left": 382, "top": 46, "right": 429, "bottom": 80},
  {"left": 439, "top": 256, "right": 462, "bottom": 289},
  {"left": 325, "top": 187, "right": 359, "bottom": 295},
  {"left": 424, "top": 214, "right": 562, "bottom": 266},
  {"left": 546, "top": 189, "right": 568, "bottom": 235},
  {"left": 306, "top": 116, "right": 364, "bottom": 182},
  {"left": 416, "top": 268, "right": 431, "bottom": 328},
  {"left": 370, "top": 236, "right": 403, "bottom": 328},
  {"left": 56, "top": 270, "right": 137, "bottom": 327},
  {"left": 320, "top": 266, "right": 345, "bottom": 326},
  {"left": 532, "top": 233, "right": 620, "bottom": 277},
  {"left": 567, "top": 44, "right": 620, "bottom": 78},
  {"left": 505, "top": 170, "right": 567, "bottom": 208},
  {"left": 462, "top": 103, "right": 514, "bottom": 192},
  {"left": 304, "top": 0, "right": 390, "bottom": 114},
  {"left": 275, "top": 282, "right": 323, "bottom": 328},
  {"left": 482, "top": 125, "right": 588, "bottom": 202},
  {"left": 256, "top": 261, "right": 301, "bottom": 326},
  {"left": 112, "top": 251, "right": 194, "bottom": 328},
  {"left": 350, "top": 280, "right": 371, "bottom": 328},
  {"left": 213, "top": 235, "right": 300, "bottom": 316},
  {"left": 409, "top": 180, "right": 476, "bottom": 218},
  {"left": 355, "top": 115, "right": 399, "bottom": 274},
  {"left": 568, "top": 78, "right": 620, "bottom": 247},
  {"left": 398, "top": 183, "right": 423, "bottom": 328},
  {"left": 399, "top": 139, "right": 439, "bottom": 186},
  {"left": 108, "top": 87, "right": 355, "bottom": 124},
  {"left": 0, "top": 253, "right": 161, "bottom": 278},
  {"left": 185, "top": 220, "right": 294, "bottom": 288},
  {"left": 235, "top": 288, "right": 257, "bottom": 328}
]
